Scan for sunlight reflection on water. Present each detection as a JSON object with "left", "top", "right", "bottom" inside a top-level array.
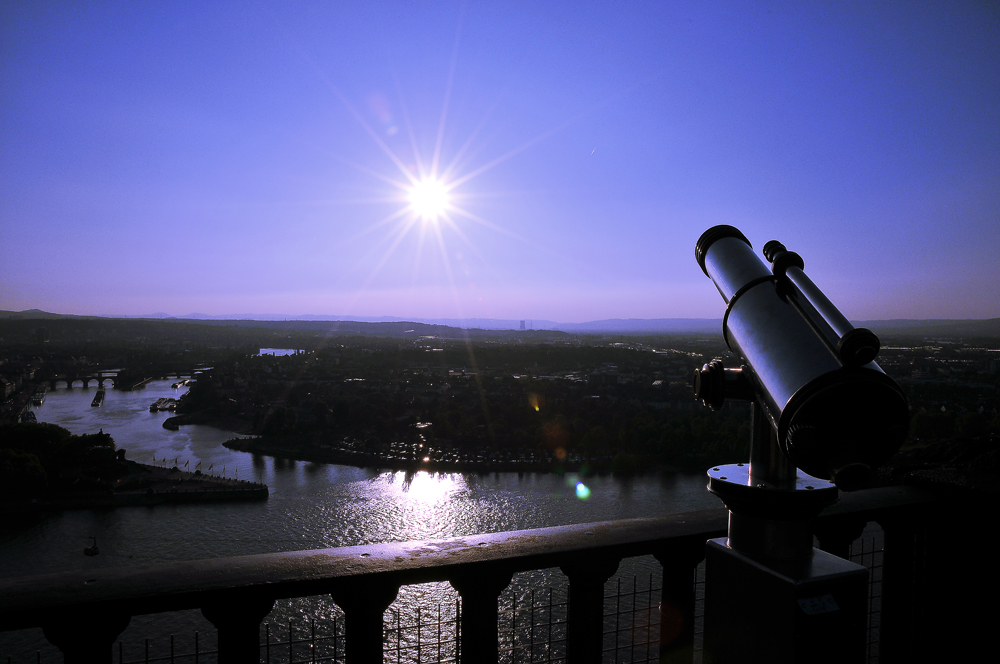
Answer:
[{"left": 2, "top": 380, "right": 719, "bottom": 661}]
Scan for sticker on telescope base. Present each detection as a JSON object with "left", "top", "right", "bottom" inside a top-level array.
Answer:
[{"left": 797, "top": 594, "right": 840, "bottom": 615}]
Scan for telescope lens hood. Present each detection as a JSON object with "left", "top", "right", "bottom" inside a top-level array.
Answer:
[
  {"left": 696, "top": 225, "right": 751, "bottom": 277},
  {"left": 782, "top": 373, "right": 908, "bottom": 490},
  {"left": 785, "top": 425, "right": 873, "bottom": 490}
]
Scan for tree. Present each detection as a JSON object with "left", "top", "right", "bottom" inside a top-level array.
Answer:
[{"left": 0, "top": 449, "right": 47, "bottom": 499}]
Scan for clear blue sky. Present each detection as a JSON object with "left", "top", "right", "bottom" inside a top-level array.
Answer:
[{"left": 2, "top": 1, "right": 997, "bottom": 321}]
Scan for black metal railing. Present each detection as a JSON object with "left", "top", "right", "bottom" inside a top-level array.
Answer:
[{"left": 1, "top": 485, "right": 938, "bottom": 664}]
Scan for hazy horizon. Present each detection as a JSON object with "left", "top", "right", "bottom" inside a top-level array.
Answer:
[
  {"left": 3, "top": 2, "right": 998, "bottom": 321},
  {"left": 5, "top": 306, "right": 998, "bottom": 329}
]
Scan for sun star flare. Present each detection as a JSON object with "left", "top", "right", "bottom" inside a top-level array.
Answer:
[{"left": 408, "top": 177, "right": 450, "bottom": 221}]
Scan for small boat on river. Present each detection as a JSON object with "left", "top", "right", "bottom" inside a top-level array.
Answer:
[
  {"left": 149, "top": 397, "right": 178, "bottom": 412},
  {"left": 31, "top": 387, "right": 47, "bottom": 406},
  {"left": 91, "top": 388, "right": 105, "bottom": 407}
]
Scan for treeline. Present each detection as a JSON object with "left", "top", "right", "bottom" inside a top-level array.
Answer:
[
  {"left": 903, "top": 380, "right": 1000, "bottom": 443},
  {"left": 0, "top": 424, "right": 128, "bottom": 501},
  {"left": 178, "top": 342, "right": 751, "bottom": 473}
]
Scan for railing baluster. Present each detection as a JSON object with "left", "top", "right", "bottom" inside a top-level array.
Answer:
[
  {"left": 451, "top": 567, "right": 514, "bottom": 664},
  {"left": 654, "top": 536, "right": 706, "bottom": 663},
  {"left": 561, "top": 555, "right": 620, "bottom": 664},
  {"left": 1, "top": 492, "right": 939, "bottom": 664},
  {"left": 202, "top": 595, "right": 274, "bottom": 664},
  {"left": 41, "top": 611, "right": 131, "bottom": 664},
  {"left": 330, "top": 580, "right": 399, "bottom": 664},
  {"left": 877, "top": 512, "right": 922, "bottom": 664},
  {"left": 815, "top": 516, "right": 867, "bottom": 560}
]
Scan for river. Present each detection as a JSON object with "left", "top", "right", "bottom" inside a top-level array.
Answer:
[{"left": 1, "top": 376, "right": 719, "bottom": 661}]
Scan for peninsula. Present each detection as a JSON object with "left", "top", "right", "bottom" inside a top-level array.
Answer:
[{"left": 0, "top": 423, "right": 267, "bottom": 516}]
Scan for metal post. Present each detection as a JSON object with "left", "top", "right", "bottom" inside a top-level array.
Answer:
[
  {"left": 748, "top": 402, "right": 795, "bottom": 488},
  {"left": 529, "top": 590, "right": 535, "bottom": 662}
]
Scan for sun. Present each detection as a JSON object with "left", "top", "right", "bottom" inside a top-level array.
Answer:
[{"left": 408, "top": 177, "right": 450, "bottom": 221}]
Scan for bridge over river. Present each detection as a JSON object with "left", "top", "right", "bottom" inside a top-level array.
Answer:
[{"left": 37, "top": 364, "right": 208, "bottom": 390}]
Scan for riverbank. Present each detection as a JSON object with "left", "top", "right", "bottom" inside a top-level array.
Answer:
[
  {"left": 223, "top": 436, "right": 658, "bottom": 475},
  {"left": 162, "top": 410, "right": 253, "bottom": 434},
  {"left": 1, "top": 462, "right": 268, "bottom": 517}
]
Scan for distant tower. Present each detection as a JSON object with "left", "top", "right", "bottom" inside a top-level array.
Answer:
[{"left": 520, "top": 320, "right": 526, "bottom": 330}]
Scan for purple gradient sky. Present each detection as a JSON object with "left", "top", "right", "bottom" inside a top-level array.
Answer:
[{"left": 2, "top": 1, "right": 998, "bottom": 322}]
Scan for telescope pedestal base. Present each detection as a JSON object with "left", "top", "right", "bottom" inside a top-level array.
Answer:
[{"left": 703, "top": 538, "right": 867, "bottom": 664}]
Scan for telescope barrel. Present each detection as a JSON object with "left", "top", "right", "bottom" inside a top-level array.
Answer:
[
  {"left": 762, "top": 240, "right": 880, "bottom": 366},
  {"left": 785, "top": 266, "right": 853, "bottom": 339},
  {"left": 696, "top": 225, "right": 909, "bottom": 490},
  {"left": 696, "top": 226, "right": 772, "bottom": 303}
]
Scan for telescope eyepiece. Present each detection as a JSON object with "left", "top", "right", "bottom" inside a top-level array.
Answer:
[
  {"left": 762, "top": 240, "right": 787, "bottom": 262},
  {"left": 838, "top": 328, "right": 880, "bottom": 367},
  {"left": 762, "top": 240, "right": 805, "bottom": 278},
  {"left": 770, "top": 251, "right": 804, "bottom": 279},
  {"left": 694, "top": 359, "right": 755, "bottom": 410},
  {"left": 693, "top": 359, "right": 726, "bottom": 410}
]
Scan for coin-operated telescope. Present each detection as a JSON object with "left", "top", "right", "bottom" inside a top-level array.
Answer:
[{"left": 693, "top": 225, "right": 909, "bottom": 663}]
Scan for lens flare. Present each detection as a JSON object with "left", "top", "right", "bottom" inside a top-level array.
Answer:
[{"left": 575, "top": 482, "right": 591, "bottom": 500}]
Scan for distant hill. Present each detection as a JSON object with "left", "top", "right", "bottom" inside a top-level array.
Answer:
[
  {"left": 860, "top": 318, "right": 1000, "bottom": 339},
  {"left": 0, "top": 309, "right": 96, "bottom": 320},
  {"left": 3, "top": 310, "right": 998, "bottom": 339},
  {"left": 551, "top": 318, "right": 721, "bottom": 334},
  {"left": 0, "top": 310, "right": 721, "bottom": 334}
]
